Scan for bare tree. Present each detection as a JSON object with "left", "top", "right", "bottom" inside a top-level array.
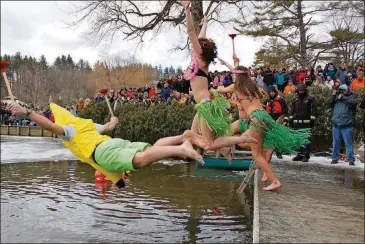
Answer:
[
  {"left": 102, "top": 52, "right": 140, "bottom": 88},
  {"left": 13, "top": 63, "right": 51, "bottom": 106},
  {"left": 68, "top": 0, "right": 247, "bottom": 50}
]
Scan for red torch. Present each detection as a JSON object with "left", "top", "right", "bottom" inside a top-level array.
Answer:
[{"left": 0, "top": 60, "right": 15, "bottom": 103}]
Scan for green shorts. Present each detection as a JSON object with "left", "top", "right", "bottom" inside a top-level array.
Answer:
[{"left": 94, "top": 138, "right": 151, "bottom": 172}]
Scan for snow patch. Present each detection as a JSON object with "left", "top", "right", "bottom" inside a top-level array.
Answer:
[
  {"left": 1, "top": 136, "right": 77, "bottom": 163},
  {"left": 358, "top": 143, "right": 364, "bottom": 152},
  {"left": 271, "top": 154, "right": 364, "bottom": 170}
]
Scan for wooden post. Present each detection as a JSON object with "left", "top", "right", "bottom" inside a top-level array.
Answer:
[
  {"left": 7, "top": 125, "right": 9, "bottom": 135},
  {"left": 16, "top": 126, "right": 20, "bottom": 136}
]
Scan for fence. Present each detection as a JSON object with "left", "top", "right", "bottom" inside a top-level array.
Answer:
[{"left": 0, "top": 125, "right": 58, "bottom": 138}]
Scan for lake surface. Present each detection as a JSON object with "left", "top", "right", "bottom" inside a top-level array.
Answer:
[{"left": 1, "top": 161, "right": 252, "bottom": 243}]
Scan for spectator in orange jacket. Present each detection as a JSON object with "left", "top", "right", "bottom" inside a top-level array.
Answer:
[
  {"left": 350, "top": 71, "right": 364, "bottom": 91},
  {"left": 283, "top": 81, "right": 295, "bottom": 95}
]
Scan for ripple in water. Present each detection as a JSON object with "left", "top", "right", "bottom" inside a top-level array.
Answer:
[{"left": 1, "top": 161, "right": 253, "bottom": 243}]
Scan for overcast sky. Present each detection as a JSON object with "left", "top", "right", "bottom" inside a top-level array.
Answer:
[{"left": 0, "top": 1, "right": 265, "bottom": 71}]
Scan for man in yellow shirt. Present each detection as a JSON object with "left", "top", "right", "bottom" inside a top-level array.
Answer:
[{"left": 9, "top": 102, "right": 207, "bottom": 188}]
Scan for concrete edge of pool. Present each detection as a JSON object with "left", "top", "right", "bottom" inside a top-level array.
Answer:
[{"left": 252, "top": 169, "right": 259, "bottom": 244}]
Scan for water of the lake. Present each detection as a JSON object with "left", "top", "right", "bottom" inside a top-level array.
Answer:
[{"left": 1, "top": 161, "right": 252, "bottom": 243}]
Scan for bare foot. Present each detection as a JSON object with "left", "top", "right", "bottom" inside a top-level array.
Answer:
[
  {"left": 260, "top": 173, "right": 268, "bottom": 182},
  {"left": 183, "top": 130, "right": 208, "bottom": 149},
  {"left": 219, "top": 147, "right": 233, "bottom": 165},
  {"left": 181, "top": 140, "right": 205, "bottom": 165},
  {"left": 238, "top": 143, "right": 251, "bottom": 149},
  {"left": 262, "top": 181, "right": 282, "bottom": 191},
  {"left": 241, "top": 134, "right": 258, "bottom": 144}
]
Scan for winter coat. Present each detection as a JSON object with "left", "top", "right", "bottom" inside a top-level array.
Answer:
[
  {"left": 296, "top": 71, "right": 307, "bottom": 84},
  {"left": 275, "top": 73, "right": 286, "bottom": 86},
  {"left": 288, "top": 72, "right": 296, "bottom": 84},
  {"left": 161, "top": 87, "right": 171, "bottom": 99},
  {"left": 330, "top": 92, "right": 357, "bottom": 128},
  {"left": 350, "top": 78, "right": 364, "bottom": 91},
  {"left": 224, "top": 75, "right": 233, "bottom": 87},
  {"left": 324, "top": 67, "right": 337, "bottom": 80},
  {"left": 263, "top": 72, "right": 275, "bottom": 86},
  {"left": 335, "top": 68, "right": 347, "bottom": 84}
]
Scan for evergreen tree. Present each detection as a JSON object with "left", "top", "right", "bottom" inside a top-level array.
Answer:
[
  {"left": 168, "top": 65, "right": 176, "bottom": 76},
  {"left": 177, "top": 66, "right": 183, "bottom": 75},
  {"left": 54, "top": 56, "right": 62, "bottom": 67},
  {"left": 77, "top": 59, "right": 85, "bottom": 69},
  {"left": 163, "top": 67, "right": 169, "bottom": 77},
  {"left": 61, "top": 55, "right": 67, "bottom": 66},
  {"left": 67, "top": 54, "right": 75, "bottom": 69},
  {"left": 39, "top": 55, "right": 48, "bottom": 71}
]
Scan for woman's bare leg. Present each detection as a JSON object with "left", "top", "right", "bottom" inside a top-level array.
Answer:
[
  {"left": 133, "top": 140, "right": 204, "bottom": 169},
  {"left": 199, "top": 119, "right": 257, "bottom": 163},
  {"left": 206, "top": 134, "right": 257, "bottom": 151},
  {"left": 154, "top": 130, "right": 207, "bottom": 148},
  {"left": 191, "top": 114, "right": 199, "bottom": 134},
  {"left": 198, "top": 118, "right": 234, "bottom": 163},
  {"left": 243, "top": 130, "right": 281, "bottom": 191},
  {"left": 232, "top": 120, "right": 240, "bottom": 135},
  {"left": 261, "top": 148, "right": 274, "bottom": 182}
]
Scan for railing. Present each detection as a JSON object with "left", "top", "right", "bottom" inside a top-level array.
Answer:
[{"left": 0, "top": 125, "right": 58, "bottom": 138}]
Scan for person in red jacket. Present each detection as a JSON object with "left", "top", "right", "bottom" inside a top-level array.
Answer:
[{"left": 296, "top": 67, "right": 307, "bottom": 84}]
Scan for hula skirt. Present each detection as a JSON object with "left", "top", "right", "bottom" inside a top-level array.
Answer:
[
  {"left": 197, "top": 91, "right": 233, "bottom": 137},
  {"left": 247, "top": 109, "right": 311, "bottom": 153}
]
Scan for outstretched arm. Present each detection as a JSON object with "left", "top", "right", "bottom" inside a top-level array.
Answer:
[
  {"left": 218, "top": 58, "right": 235, "bottom": 72},
  {"left": 216, "top": 84, "right": 235, "bottom": 93},
  {"left": 103, "top": 117, "right": 119, "bottom": 133},
  {"left": 182, "top": 0, "right": 202, "bottom": 55},
  {"left": 198, "top": 16, "right": 207, "bottom": 39},
  {"left": 9, "top": 103, "right": 65, "bottom": 135}
]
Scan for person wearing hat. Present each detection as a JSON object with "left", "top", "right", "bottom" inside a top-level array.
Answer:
[
  {"left": 329, "top": 84, "right": 357, "bottom": 165},
  {"left": 289, "top": 84, "right": 318, "bottom": 162}
]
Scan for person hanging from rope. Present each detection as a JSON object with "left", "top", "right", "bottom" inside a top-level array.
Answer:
[
  {"left": 181, "top": 0, "right": 258, "bottom": 164},
  {"left": 9, "top": 102, "right": 208, "bottom": 189}
]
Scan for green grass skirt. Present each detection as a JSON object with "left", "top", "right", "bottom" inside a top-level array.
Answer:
[
  {"left": 197, "top": 91, "right": 233, "bottom": 137},
  {"left": 248, "top": 109, "right": 311, "bottom": 153}
]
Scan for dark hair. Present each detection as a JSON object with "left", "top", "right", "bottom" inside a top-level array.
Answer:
[
  {"left": 198, "top": 38, "right": 217, "bottom": 65},
  {"left": 234, "top": 66, "right": 263, "bottom": 99}
]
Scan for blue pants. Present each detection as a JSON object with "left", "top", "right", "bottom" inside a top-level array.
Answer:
[{"left": 332, "top": 127, "right": 355, "bottom": 162}]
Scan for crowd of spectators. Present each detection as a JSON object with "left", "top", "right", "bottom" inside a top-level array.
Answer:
[
  {"left": 0, "top": 100, "right": 89, "bottom": 126},
  {"left": 248, "top": 60, "right": 364, "bottom": 95}
]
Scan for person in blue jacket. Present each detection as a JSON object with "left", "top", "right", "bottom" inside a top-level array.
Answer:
[{"left": 329, "top": 84, "right": 357, "bottom": 165}]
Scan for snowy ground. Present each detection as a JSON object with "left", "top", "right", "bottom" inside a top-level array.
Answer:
[
  {"left": 1, "top": 136, "right": 77, "bottom": 163},
  {"left": 1, "top": 135, "right": 363, "bottom": 171},
  {"left": 271, "top": 154, "right": 364, "bottom": 170}
]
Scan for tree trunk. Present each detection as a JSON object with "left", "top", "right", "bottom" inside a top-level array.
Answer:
[
  {"left": 190, "top": 1, "right": 204, "bottom": 35},
  {"left": 297, "top": 0, "right": 308, "bottom": 66}
]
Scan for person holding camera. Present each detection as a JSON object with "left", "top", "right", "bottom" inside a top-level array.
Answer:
[
  {"left": 329, "top": 84, "right": 357, "bottom": 165},
  {"left": 324, "top": 63, "right": 337, "bottom": 80},
  {"left": 289, "top": 84, "right": 317, "bottom": 162}
]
